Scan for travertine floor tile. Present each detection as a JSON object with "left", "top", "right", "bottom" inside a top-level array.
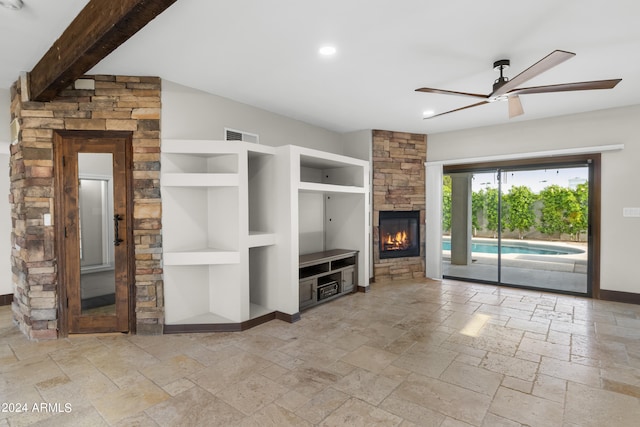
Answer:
[
  {"left": 216, "top": 373, "right": 290, "bottom": 415},
  {"left": 91, "top": 378, "right": 169, "bottom": 424},
  {"left": 379, "top": 394, "right": 445, "bottom": 426},
  {"left": 389, "top": 373, "right": 491, "bottom": 425},
  {"left": 340, "top": 345, "right": 399, "bottom": 373},
  {"left": 392, "top": 346, "right": 458, "bottom": 378},
  {"left": 480, "top": 351, "right": 539, "bottom": 381},
  {"left": 538, "top": 356, "right": 600, "bottom": 386},
  {"left": 440, "top": 361, "right": 503, "bottom": 396},
  {"left": 489, "top": 387, "right": 563, "bottom": 427},
  {"left": 319, "top": 398, "right": 402, "bottom": 427},
  {"left": 565, "top": 381, "right": 640, "bottom": 426},
  {"left": 333, "top": 368, "right": 401, "bottom": 406},
  {"left": 294, "top": 387, "right": 350, "bottom": 424},
  {"left": 3, "top": 278, "right": 640, "bottom": 426},
  {"left": 239, "top": 403, "right": 312, "bottom": 427},
  {"left": 146, "top": 386, "right": 244, "bottom": 426}
]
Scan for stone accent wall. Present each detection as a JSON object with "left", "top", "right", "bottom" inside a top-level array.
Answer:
[
  {"left": 9, "top": 75, "right": 163, "bottom": 339},
  {"left": 372, "top": 130, "right": 427, "bottom": 281}
]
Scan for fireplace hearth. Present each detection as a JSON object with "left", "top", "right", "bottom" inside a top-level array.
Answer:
[{"left": 379, "top": 211, "right": 420, "bottom": 259}]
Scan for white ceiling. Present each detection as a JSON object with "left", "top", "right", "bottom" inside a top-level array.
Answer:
[{"left": 2, "top": 0, "right": 639, "bottom": 134}]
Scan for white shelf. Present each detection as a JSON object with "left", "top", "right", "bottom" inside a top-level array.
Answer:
[
  {"left": 298, "top": 181, "right": 366, "bottom": 194},
  {"left": 162, "top": 173, "right": 239, "bottom": 187},
  {"left": 247, "top": 144, "right": 276, "bottom": 156},
  {"left": 164, "top": 248, "right": 240, "bottom": 265},
  {"left": 168, "top": 312, "right": 235, "bottom": 325},
  {"left": 248, "top": 232, "right": 276, "bottom": 248},
  {"left": 162, "top": 139, "right": 242, "bottom": 155}
]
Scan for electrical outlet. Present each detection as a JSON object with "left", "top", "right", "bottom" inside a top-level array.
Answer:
[{"left": 622, "top": 207, "right": 640, "bottom": 218}]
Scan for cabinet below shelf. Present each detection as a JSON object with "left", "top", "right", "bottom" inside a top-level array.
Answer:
[
  {"left": 299, "top": 249, "right": 358, "bottom": 310},
  {"left": 164, "top": 249, "right": 240, "bottom": 265}
]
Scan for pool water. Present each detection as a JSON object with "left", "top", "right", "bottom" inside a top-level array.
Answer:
[{"left": 442, "top": 241, "right": 583, "bottom": 255}]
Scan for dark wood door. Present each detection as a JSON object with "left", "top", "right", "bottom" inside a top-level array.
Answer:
[{"left": 56, "top": 132, "right": 132, "bottom": 334}]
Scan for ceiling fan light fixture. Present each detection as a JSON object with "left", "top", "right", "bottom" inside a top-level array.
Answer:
[
  {"left": 508, "top": 95, "right": 524, "bottom": 118},
  {"left": 0, "top": 0, "right": 23, "bottom": 10}
]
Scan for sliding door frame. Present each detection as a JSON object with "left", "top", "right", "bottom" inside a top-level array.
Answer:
[{"left": 443, "top": 154, "right": 600, "bottom": 298}]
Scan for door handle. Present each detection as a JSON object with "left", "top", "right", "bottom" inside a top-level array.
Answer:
[{"left": 114, "top": 214, "right": 124, "bottom": 246}]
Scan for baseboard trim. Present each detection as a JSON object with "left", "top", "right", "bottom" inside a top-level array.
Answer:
[
  {"left": 357, "top": 285, "right": 371, "bottom": 293},
  {"left": 600, "top": 289, "right": 640, "bottom": 305},
  {"left": 276, "top": 311, "right": 300, "bottom": 323},
  {"left": 0, "top": 294, "right": 13, "bottom": 306},
  {"left": 163, "top": 310, "right": 299, "bottom": 334}
]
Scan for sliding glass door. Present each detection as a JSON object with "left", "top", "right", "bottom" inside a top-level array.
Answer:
[{"left": 442, "top": 157, "right": 595, "bottom": 296}]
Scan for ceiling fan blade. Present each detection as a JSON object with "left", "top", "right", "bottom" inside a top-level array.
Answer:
[
  {"left": 424, "top": 100, "right": 489, "bottom": 119},
  {"left": 507, "top": 79, "right": 622, "bottom": 96},
  {"left": 491, "top": 50, "right": 575, "bottom": 97},
  {"left": 508, "top": 95, "right": 524, "bottom": 118},
  {"left": 415, "top": 87, "right": 488, "bottom": 99}
]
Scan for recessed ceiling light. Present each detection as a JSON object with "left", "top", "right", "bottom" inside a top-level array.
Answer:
[
  {"left": 422, "top": 110, "right": 435, "bottom": 117},
  {"left": 0, "top": 0, "right": 23, "bottom": 10},
  {"left": 319, "top": 46, "right": 337, "bottom": 56}
]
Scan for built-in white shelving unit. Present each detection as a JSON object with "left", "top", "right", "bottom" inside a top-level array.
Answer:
[
  {"left": 162, "top": 140, "right": 369, "bottom": 333},
  {"left": 275, "top": 145, "right": 370, "bottom": 316}
]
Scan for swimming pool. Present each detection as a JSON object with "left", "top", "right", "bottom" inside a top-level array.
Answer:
[{"left": 442, "top": 240, "right": 584, "bottom": 255}]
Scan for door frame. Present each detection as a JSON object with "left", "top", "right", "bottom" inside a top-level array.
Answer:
[
  {"left": 54, "top": 130, "right": 135, "bottom": 337},
  {"left": 443, "top": 153, "right": 601, "bottom": 298}
]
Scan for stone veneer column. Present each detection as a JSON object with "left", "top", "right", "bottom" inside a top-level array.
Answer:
[
  {"left": 9, "top": 75, "right": 164, "bottom": 339},
  {"left": 372, "top": 130, "right": 427, "bottom": 281}
]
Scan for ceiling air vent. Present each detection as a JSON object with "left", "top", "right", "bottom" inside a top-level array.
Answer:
[{"left": 224, "top": 128, "right": 259, "bottom": 144}]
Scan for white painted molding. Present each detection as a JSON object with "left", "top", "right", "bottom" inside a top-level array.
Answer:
[
  {"left": 425, "top": 163, "right": 443, "bottom": 280},
  {"left": 425, "top": 144, "right": 624, "bottom": 166}
]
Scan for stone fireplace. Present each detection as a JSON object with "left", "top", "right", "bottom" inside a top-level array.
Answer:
[{"left": 372, "top": 130, "right": 427, "bottom": 281}]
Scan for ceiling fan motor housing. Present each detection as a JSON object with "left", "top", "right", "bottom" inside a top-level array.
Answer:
[{"left": 493, "top": 59, "right": 510, "bottom": 91}]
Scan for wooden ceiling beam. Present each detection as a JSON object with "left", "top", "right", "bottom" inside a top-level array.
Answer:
[{"left": 28, "top": 0, "right": 177, "bottom": 102}]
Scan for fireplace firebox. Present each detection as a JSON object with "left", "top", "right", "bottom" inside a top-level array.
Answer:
[{"left": 379, "top": 210, "right": 420, "bottom": 259}]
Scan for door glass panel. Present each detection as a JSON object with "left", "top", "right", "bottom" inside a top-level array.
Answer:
[
  {"left": 443, "top": 171, "right": 500, "bottom": 283},
  {"left": 499, "top": 166, "right": 589, "bottom": 293},
  {"left": 78, "top": 153, "right": 116, "bottom": 315}
]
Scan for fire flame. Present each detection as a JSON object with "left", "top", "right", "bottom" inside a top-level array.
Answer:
[
  {"left": 384, "top": 230, "right": 409, "bottom": 250},
  {"left": 386, "top": 231, "right": 407, "bottom": 245}
]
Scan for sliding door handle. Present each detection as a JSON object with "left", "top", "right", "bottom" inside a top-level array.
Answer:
[{"left": 114, "top": 214, "right": 124, "bottom": 246}]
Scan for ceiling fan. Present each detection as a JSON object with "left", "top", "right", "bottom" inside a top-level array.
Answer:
[{"left": 416, "top": 50, "right": 621, "bottom": 119}]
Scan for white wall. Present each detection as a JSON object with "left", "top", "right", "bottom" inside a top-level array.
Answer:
[
  {"left": 0, "top": 88, "right": 10, "bottom": 143},
  {"left": 428, "top": 104, "right": 640, "bottom": 294},
  {"left": 162, "top": 80, "right": 346, "bottom": 154},
  {"left": 341, "top": 130, "right": 371, "bottom": 161},
  {"left": 1, "top": 88, "right": 11, "bottom": 295},
  {"left": 0, "top": 151, "right": 10, "bottom": 296}
]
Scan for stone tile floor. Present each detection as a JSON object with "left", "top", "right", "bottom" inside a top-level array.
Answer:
[{"left": 2, "top": 278, "right": 640, "bottom": 426}]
